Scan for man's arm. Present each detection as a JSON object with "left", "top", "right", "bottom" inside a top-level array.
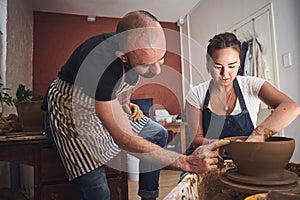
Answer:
[{"left": 95, "top": 98, "right": 230, "bottom": 173}]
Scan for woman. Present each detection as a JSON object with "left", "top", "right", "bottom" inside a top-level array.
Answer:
[{"left": 185, "top": 32, "right": 300, "bottom": 153}]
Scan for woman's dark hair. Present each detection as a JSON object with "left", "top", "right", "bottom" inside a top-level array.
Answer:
[{"left": 206, "top": 32, "right": 242, "bottom": 65}]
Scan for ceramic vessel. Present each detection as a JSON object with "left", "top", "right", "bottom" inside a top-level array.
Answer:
[
  {"left": 15, "top": 100, "right": 45, "bottom": 132},
  {"left": 224, "top": 136, "right": 295, "bottom": 178}
]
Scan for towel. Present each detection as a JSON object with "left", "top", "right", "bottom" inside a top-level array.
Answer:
[{"left": 251, "top": 37, "right": 267, "bottom": 79}]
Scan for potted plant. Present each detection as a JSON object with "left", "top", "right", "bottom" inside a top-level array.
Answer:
[
  {"left": 13, "top": 84, "right": 45, "bottom": 132},
  {"left": 0, "top": 79, "right": 14, "bottom": 117}
]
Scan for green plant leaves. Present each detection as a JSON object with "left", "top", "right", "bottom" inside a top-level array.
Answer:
[
  {"left": 0, "top": 83, "right": 44, "bottom": 107},
  {"left": 15, "top": 84, "right": 43, "bottom": 104},
  {"left": 0, "top": 82, "right": 15, "bottom": 106}
]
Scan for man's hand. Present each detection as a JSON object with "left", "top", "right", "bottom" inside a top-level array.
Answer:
[
  {"left": 122, "top": 103, "right": 144, "bottom": 122},
  {"left": 182, "top": 139, "right": 230, "bottom": 174}
]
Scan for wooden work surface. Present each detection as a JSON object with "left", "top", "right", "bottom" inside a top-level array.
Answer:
[
  {"left": 0, "top": 131, "right": 128, "bottom": 200},
  {"left": 0, "top": 132, "right": 47, "bottom": 167},
  {"left": 162, "top": 122, "right": 187, "bottom": 154},
  {"left": 0, "top": 131, "right": 47, "bottom": 142}
]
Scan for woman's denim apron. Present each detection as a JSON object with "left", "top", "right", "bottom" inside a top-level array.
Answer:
[
  {"left": 185, "top": 79, "right": 254, "bottom": 156},
  {"left": 180, "top": 79, "right": 255, "bottom": 181},
  {"left": 202, "top": 78, "right": 254, "bottom": 140}
]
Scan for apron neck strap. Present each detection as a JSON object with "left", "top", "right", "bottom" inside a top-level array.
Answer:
[
  {"left": 203, "top": 78, "right": 248, "bottom": 111},
  {"left": 233, "top": 78, "right": 248, "bottom": 111}
]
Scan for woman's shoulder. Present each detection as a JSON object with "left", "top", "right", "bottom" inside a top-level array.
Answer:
[
  {"left": 236, "top": 75, "right": 266, "bottom": 85},
  {"left": 187, "top": 79, "right": 210, "bottom": 99},
  {"left": 186, "top": 79, "right": 211, "bottom": 108},
  {"left": 192, "top": 79, "right": 211, "bottom": 90},
  {"left": 236, "top": 75, "right": 266, "bottom": 96}
]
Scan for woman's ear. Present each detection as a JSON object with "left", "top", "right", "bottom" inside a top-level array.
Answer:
[{"left": 115, "top": 51, "right": 128, "bottom": 63}]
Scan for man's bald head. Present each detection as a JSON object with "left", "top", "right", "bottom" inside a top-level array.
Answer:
[
  {"left": 116, "top": 10, "right": 159, "bottom": 33},
  {"left": 116, "top": 10, "right": 166, "bottom": 54}
]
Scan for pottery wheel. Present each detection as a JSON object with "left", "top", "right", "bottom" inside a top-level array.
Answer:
[
  {"left": 220, "top": 174, "right": 300, "bottom": 194},
  {"left": 225, "top": 168, "right": 298, "bottom": 186}
]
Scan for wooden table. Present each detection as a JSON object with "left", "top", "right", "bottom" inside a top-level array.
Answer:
[
  {"left": 163, "top": 122, "right": 188, "bottom": 154},
  {"left": 0, "top": 132, "right": 50, "bottom": 199},
  {"left": 0, "top": 132, "right": 128, "bottom": 200}
]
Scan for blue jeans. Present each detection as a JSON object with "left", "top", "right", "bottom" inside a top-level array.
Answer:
[
  {"left": 45, "top": 113, "right": 168, "bottom": 199},
  {"left": 45, "top": 113, "right": 110, "bottom": 199},
  {"left": 137, "top": 119, "right": 168, "bottom": 198},
  {"left": 72, "top": 166, "right": 110, "bottom": 200}
]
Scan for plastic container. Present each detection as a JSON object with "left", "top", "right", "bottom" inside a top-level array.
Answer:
[{"left": 127, "top": 154, "right": 140, "bottom": 181}]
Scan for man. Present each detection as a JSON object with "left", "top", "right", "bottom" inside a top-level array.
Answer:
[{"left": 43, "top": 10, "right": 229, "bottom": 200}]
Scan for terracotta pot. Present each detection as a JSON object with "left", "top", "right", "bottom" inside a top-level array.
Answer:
[
  {"left": 224, "top": 136, "right": 295, "bottom": 178},
  {"left": 15, "top": 100, "right": 45, "bottom": 132}
]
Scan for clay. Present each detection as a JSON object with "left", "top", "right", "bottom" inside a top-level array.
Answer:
[{"left": 224, "top": 136, "right": 295, "bottom": 178}]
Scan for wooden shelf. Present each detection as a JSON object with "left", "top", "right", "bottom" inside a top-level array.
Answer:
[{"left": 0, "top": 132, "right": 128, "bottom": 200}]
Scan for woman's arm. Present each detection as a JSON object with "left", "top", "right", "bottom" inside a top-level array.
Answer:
[{"left": 247, "top": 81, "right": 300, "bottom": 141}]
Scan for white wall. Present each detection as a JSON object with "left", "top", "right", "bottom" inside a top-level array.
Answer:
[
  {"left": 0, "top": 0, "right": 7, "bottom": 84},
  {"left": 272, "top": 0, "right": 300, "bottom": 162},
  {"left": 0, "top": 0, "right": 34, "bottom": 194},
  {"left": 0, "top": 0, "right": 10, "bottom": 189},
  {"left": 4, "top": 0, "right": 33, "bottom": 115},
  {"left": 185, "top": 0, "right": 300, "bottom": 161}
]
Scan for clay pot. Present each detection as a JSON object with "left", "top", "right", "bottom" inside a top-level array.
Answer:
[
  {"left": 15, "top": 100, "right": 45, "bottom": 132},
  {"left": 224, "top": 136, "right": 295, "bottom": 178}
]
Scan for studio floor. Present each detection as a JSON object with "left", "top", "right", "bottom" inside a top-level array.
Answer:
[{"left": 128, "top": 169, "right": 182, "bottom": 200}]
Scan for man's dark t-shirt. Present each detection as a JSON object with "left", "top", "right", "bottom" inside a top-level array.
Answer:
[{"left": 57, "top": 33, "right": 139, "bottom": 101}]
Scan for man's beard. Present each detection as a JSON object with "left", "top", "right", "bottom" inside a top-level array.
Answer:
[{"left": 141, "top": 72, "right": 155, "bottom": 78}]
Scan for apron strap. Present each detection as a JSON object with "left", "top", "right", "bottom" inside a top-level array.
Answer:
[
  {"left": 203, "top": 81, "right": 212, "bottom": 109},
  {"left": 233, "top": 78, "right": 248, "bottom": 112}
]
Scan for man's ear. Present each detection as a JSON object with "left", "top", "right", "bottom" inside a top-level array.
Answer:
[
  {"left": 115, "top": 51, "right": 128, "bottom": 63},
  {"left": 206, "top": 65, "right": 210, "bottom": 73}
]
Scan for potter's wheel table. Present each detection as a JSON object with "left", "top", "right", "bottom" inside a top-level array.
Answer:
[
  {"left": 164, "top": 160, "right": 300, "bottom": 200},
  {"left": 220, "top": 168, "right": 300, "bottom": 194}
]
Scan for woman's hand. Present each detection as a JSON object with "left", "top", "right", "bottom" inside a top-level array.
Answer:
[
  {"left": 246, "top": 134, "right": 265, "bottom": 142},
  {"left": 122, "top": 103, "right": 144, "bottom": 122},
  {"left": 246, "top": 126, "right": 275, "bottom": 142}
]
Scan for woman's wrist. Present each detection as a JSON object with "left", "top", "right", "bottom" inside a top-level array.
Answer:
[{"left": 251, "top": 126, "right": 276, "bottom": 140}]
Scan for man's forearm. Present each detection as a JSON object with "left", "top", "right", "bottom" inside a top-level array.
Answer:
[{"left": 124, "top": 134, "right": 186, "bottom": 170}]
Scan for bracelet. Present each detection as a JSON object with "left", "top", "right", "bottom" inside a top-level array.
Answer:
[{"left": 251, "top": 126, "right": 276, "bottom": 140}]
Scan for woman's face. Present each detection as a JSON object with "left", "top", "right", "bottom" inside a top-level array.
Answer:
[{"left": 208, "top": 47, "right": 240, "bottom": 87}]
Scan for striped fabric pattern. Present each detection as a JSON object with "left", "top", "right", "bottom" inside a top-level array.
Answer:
[
  {"left": 47, "top": 78, "right": 123, "bottom": 180},
  {"left": 116, "top": 76, "right": 140, "bottom": 96},
  {"left": 116, "top": 76, "right": 149, "bottom": 134},
  {"left": 130, "top": 117, "right": 148, "bottom": 134}
]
